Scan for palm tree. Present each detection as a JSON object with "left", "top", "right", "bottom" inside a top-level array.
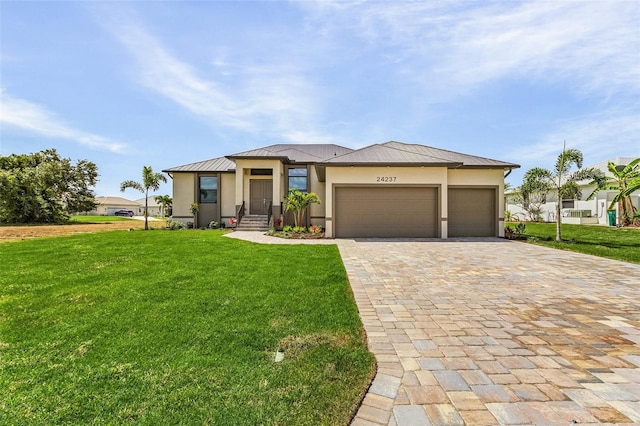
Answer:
[
  {"left": 121, "top": 166, "right": 167, "bottom": 230},
  {"left": 284, "top": 189, "right": 321, "bottom": 227},
  {"left": 521, "top": 144, "right": 603, "bottom": 241},
  {"left": 155, "top": 194, "right": 172, "bottom": 217},
  {"left": 588, "top": 158, "right": 640, "bottom": 226}
]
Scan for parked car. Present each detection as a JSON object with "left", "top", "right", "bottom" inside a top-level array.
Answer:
[{"left": 114, "top": 209, "right": 135, "bottom": 217}]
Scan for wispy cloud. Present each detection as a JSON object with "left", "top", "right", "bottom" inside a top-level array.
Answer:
[
  {"left": 508, "top": 112, "right": 640, "bottom": 169},
  {"left": 0, "top": 89, "right": 126, "bottom": 153},
  {"left": 303, "top": 1, "right": 639, "bottom": 98},
  {"left": 95, "top": 7, "right": 332, "bottom": 144}
]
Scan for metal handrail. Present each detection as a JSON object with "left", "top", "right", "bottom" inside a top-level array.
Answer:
[
  {"left": 236, "top": 201, "right": 245, "bottom": 225},
  {"left": 267, "top": 200, "right": 273, "bottom": 227}
]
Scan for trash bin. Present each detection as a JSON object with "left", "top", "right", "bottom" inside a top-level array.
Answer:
[{"left": 607, "top": 210, "right": 616, "bottom": 226}]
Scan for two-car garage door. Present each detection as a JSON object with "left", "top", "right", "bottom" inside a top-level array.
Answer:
[
  {"left": 334, "top": 186, "right": 496, "bottom": 238},
  {"left": 334, "top": 187, "right": 438, "bottom": 238}
]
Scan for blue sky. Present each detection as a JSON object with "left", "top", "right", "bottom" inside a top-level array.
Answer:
[{"left": 1, "top": 1, "right": 639, "bottom": 199}]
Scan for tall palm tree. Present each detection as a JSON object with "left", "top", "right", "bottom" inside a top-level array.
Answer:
[
  {"left": 588, "top": 158, "right": 640, "bottom": 226},
  {"left": 121, "top": 166, "right": 167, "bottom": 230},
  {"left": 155, "top": 194, "right": 172, "bottom": 217},
  {"left": 521, "top": 144, "right": 603, "bottom": 241}
]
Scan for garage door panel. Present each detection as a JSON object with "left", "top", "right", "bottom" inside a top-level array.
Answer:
[
  {"left": 335, "top": 187, "right": 437, "bottom": 238},
  {"left": 448, "top": 188, "right": 495, "bottom": 237}
]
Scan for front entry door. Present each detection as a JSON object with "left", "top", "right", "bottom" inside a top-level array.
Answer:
[{"left": 250, "top": 180, "right": 273, "bottom": 215}]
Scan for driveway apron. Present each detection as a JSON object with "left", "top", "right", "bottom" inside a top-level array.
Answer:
[{"left": 340, "top": 238, "right": 640, "bottom": 426}]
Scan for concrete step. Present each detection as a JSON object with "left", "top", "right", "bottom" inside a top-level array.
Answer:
[{"left": 236, "top": 215, "right": 269, "bottom": 231}]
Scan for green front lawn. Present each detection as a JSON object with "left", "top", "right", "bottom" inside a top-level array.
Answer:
[
  {"left": 69, "top": 215, "right": 134, "bottom": 223},
  {"left": 508, "top": 222, "right": 640, "bottom": 264},
  {"left": 0, "top": 231, "right": 374, "bottom": 424}
]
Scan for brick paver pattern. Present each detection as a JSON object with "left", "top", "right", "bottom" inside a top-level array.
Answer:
[
  {"left": 225, "top": 233, "right": 640, "bottom": 425},
  {"left": 341, "top": 239, "right": 640, "bottom": 426}
]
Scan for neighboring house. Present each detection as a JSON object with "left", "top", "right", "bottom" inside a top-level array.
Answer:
[
  {"left": 506, "top": 157, "right": 640, "bottom": 225},
  {"left": 135, "top": 197, "right": 163, "bottom": 217},
  {"left": 163, "top": 141, "right": 519, "bottom": 238},
  {"left": 91, "top": 196, "right": 141, "bottom": 216}
]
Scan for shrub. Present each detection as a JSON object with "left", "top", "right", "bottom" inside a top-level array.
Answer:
[
  {"left": 309, "top": 225, "right": 322, "bottom": 234},
  {"left": 504, "top": 225, "right": 514, "bottom": 240},
  {"left": 292, "top": 226, "right": 306, "bottom": 234},
  {"left": 514, "top": 223, "right": 526, "bottom": 237},
  {"left": 208, "top": 221, "right": 219, "bottom": 229},
  {"left": 166, "top": 219, "right": 185, "bottom": 230},
  {"left": 282, "top": 225, "right": 293, "bottom": 233}
]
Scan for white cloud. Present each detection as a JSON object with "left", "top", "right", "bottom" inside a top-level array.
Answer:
[
  {"left": 97, "top": 9, "right": 330, "bottom": 144},
  {"left": 302, "top": 1, "right": 640, "bottom": 98},
  {"left": 0, "top": 89, "right": 126, "bottom": 153},
  {"left": 508, "top": 112, "right": 640, "bottom": 170}
]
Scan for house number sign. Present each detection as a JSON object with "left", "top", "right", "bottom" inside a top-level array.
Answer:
[{"left": 376, "top": 176, "right": 397, "bottom": 182}]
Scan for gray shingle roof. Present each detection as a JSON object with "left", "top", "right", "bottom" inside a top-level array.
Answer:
[
  {"left": 163, "top": 157, "right": 236, "bottom": 173},
  {"left": 226, "top": 144, "right": 353, "bottom": 163},
  {"left": 321, "top": 141, "right": 519, "bottom": 168}
]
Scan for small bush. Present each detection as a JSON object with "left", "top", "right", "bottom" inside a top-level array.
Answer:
[
  {"left": 282, "top": 225, "right": 293, "bottom": 233},
  {"left": 166, "top": 219, "right": 185, "bottom": 230},
  {"left": 292, "top": 226, "right": 306, "bottom": 233},
  {"left": 208, "top": 221, "right": 219, "bottom": 229},
  {"left": 309, "top": 225, "right": 322, "bottom": 234}
]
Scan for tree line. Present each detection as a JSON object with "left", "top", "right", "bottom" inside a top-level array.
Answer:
[{"left": 0, "top": 149, "right": 98, "bottom": 223}]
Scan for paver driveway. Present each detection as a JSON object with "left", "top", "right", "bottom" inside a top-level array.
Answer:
[{"left": 341, "top": 238, "right": 640, "bottom": 426}]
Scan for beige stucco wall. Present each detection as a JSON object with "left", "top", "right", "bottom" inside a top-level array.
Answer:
[
  {"left": 220, "top": 173, "right": 236, "bottom": 219},
  {"left": 171, "top": 173, "right": 195, "bottom": 222},
  {"left": 324, "top": 166, "right": 449, "bottom": 238}
]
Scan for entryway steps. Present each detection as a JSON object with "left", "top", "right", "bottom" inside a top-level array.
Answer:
[{"left": 236, "top": 215, "right": 269, "bottom": 231}]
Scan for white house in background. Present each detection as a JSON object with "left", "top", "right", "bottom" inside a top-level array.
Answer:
[
  {"left": 506, "top": 157, "right": 640, "bottom": 225},
  {"left": 91, "top": 196, "right": 141, "bottom": 216},
  {"left": 135, "top": 197, "right": 163, "bottom": 217}
]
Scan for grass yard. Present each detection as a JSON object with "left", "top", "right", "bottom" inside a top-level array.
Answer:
[
  {"left": 508, "top": 222, "right": 640, "bottom": 264},
  {"left": 69, "top": 215, "right": 134, "bottom": 223},
  {"left": 0, "top": 230, "right": 374, "bottom": 425}
]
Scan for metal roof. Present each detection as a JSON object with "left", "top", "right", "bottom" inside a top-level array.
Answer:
[
  {"left": 164, "top": 142, "right": 520, "bottom": 176},
  {"left": 321, "top": 141, "right": 519, "bottom": 168},
  {"left": 163, "top": 157, "right": 236, "bottom": 173},
  {"left": 226, "top": 144, "right": 354, "bottom": 162}
]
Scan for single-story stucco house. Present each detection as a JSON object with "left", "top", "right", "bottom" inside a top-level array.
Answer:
[
  {"left": 135, "top": 197, "right": 163, "bottom": 217},
  {"left": 506, "top": 157, "right": 640, "bottom": 225},
  {"left": 163, "top": 141, "right": 520, "bottom": 238},
  {"left": 90, "top": 196, "right": 141, "bottom": 216}
]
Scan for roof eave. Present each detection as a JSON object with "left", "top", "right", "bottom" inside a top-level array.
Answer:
[
  {"left": 320, "top": 162, "right": 463, "bottom": 168},
  {"left": 225, "top": 155, "right": 290, "bottom": 162}
]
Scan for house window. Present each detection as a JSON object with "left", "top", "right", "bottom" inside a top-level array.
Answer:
[
  {"left": 288, "top": 167, "right": 308, "bottom": 191},
  {"left": 199, "top": 176, "right": 217, "bottom": 203},
  {"left": 251, "top": 169, "right": 272, "bottom": 176},
  {"left": 562, "top": 199, "right": 575, "bottom": 209}
]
